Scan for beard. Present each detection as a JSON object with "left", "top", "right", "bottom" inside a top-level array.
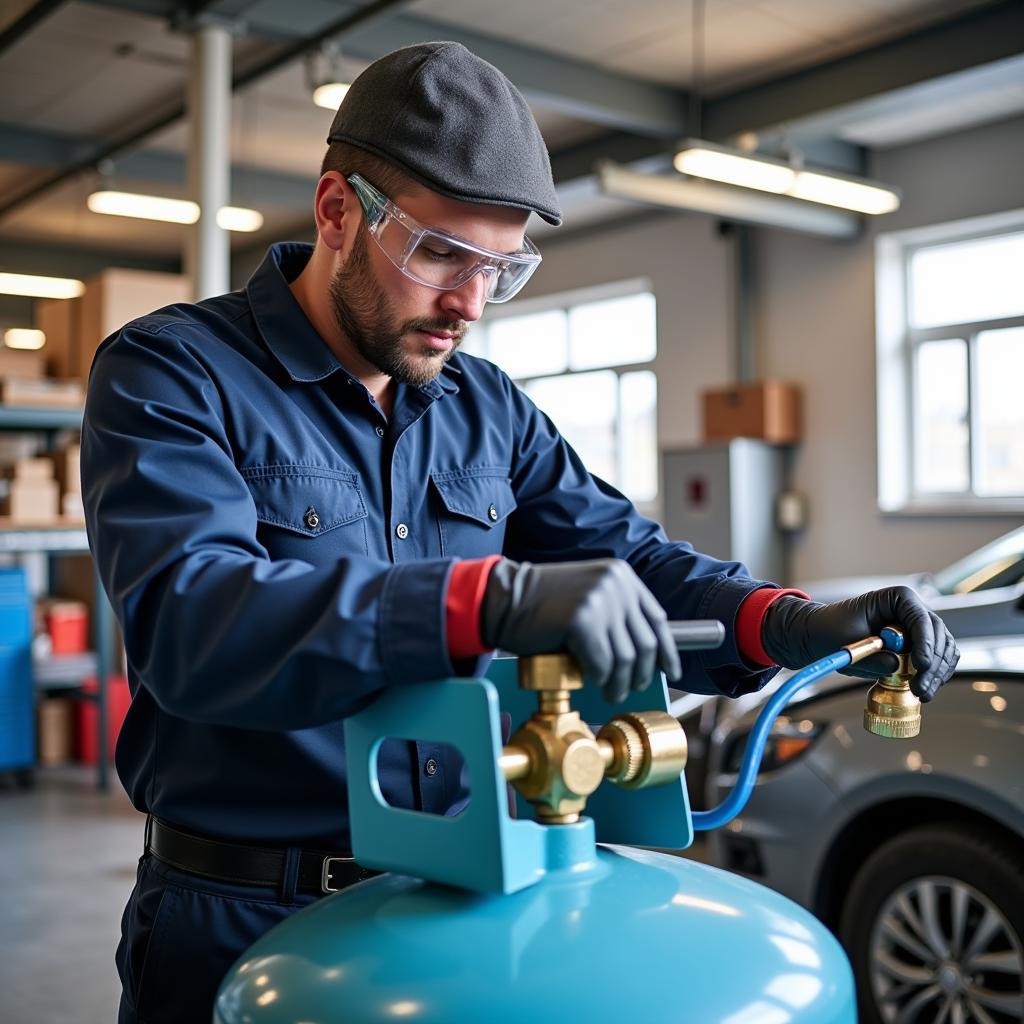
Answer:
[{"left": 328, "top": 227, "right": 466, "bottom": 388}]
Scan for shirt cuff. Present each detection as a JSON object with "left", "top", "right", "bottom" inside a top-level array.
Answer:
[
  {"left": 736, "top": 587, "right": 811, "bottom": 666},
  {"left": 446, "top": 555, "right": 502, "bottom": 659}
]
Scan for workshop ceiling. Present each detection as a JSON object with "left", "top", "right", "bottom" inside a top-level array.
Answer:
[{"left": 0, "top": 0, "right": 1021, "bottom": 266}]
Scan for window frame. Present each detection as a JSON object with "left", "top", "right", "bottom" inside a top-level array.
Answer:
[
  {"left": 473, "top": 278, "right": 659, "bottom": 509},
  {"left": 876, "top": 208, "right": 1024, "bottom": 515}
]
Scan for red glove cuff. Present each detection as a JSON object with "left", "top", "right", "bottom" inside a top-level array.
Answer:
[
  {"left": 446, "top": 555, "right": 503, "bottom": 659},
  {"left": 736, "top": 587, "right": 811, "bottom": 667}
]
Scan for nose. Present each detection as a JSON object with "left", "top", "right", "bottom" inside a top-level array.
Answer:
[{"left": 441, "top": 268, "right": 491, "bottom": 322}]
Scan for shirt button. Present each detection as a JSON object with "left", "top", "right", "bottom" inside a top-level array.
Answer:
[
  {"left": 395, "top": 523, "right": 409, "bottom": 540},
  {"left": 375, "top": 426, "right": 385, "bottom": 438},
  {"left": 424, "top": 758, "right": 438, "bottom": 777},
  {"left": 488, "top": 504, "right": 498, "bottom": 522},
  {"left": 304, "top": 507, "right": 320, "bottom": 530}
]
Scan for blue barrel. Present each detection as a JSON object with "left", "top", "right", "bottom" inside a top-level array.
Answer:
[{"left": 215, "top": 820, "right": 854, "bottom": 1023}]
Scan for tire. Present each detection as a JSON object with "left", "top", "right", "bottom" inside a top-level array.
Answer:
[
  {"left": 13, "top": 767, "right": 35, "bottom": 789},
  {"left": 839, "top": 823, "right": 1024, "bottom": 1024}
]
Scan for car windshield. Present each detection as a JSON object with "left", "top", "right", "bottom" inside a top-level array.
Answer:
[{"left": 932, "top": 526, "right": 1024, "bottom": 595}]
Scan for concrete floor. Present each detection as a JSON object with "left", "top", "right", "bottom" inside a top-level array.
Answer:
[{"left": 0, "top": 765, "right": 144, "bottom": 1024}]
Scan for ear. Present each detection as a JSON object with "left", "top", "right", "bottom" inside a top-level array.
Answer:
[{"left": 314, "top": 172, "right": 360, "bottom": 253}]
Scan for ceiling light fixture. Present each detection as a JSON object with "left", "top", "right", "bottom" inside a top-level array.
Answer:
[
  {"left": 307, "top": 45, "right": 350, "bottom": 111},
  {"left": 0, "top": 273, "right": 85, "bottom": 299},
  {"left": 87, "top": 191, "right": 264, "bottom": 231},
  {"left": 313, "top": 82, "right": 349, "bottom": 110},
  {"left": 4, "top": 328, "right": 46, "bottom": 350},
  {"left": 672, "top": 141, "right": 901, "bottom": 216}
]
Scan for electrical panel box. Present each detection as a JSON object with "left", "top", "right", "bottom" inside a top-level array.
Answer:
[{"left": 661, "top": 440, "right": 787, "bottom": 583}]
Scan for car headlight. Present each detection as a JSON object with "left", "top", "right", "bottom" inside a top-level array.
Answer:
[{"left": 721, "top": 716, "right": 826, "bottom": 775}]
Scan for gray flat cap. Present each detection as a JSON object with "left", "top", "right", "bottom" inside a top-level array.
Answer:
[{"left": 327, "top": 41, "right": 562, "bottom": 226}]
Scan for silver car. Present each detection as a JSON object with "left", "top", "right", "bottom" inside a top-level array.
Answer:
[
  {"left": 705, "top": 636, "right": 1024, "bottom": 1024},
  {"left": 795, "top": 525, "right": 1024, "bottom": 640}
]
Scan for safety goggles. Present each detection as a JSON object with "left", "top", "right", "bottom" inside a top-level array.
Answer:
[{"left": 347, "top": 174, "right": 542, "bottom": 303}]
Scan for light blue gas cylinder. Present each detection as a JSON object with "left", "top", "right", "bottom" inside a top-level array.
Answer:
[{"left": 216, "top": 624, "right": 868, "bottom": 1024}]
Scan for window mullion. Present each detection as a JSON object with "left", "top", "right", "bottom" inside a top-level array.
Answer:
[{"left": 967, "top": 331, "right": 979, "bottom": 497}]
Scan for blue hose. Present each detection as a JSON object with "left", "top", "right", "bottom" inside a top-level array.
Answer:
[{"left": 691, "top": 626, "right": 905, "bottom": 831}]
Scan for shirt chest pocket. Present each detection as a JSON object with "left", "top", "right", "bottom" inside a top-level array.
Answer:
[
  {"left": 242, "top": 465, "right": 369, "bottom": 559},
  {"left": 431, "top": 467, "right": 516, "bottom": 558}
]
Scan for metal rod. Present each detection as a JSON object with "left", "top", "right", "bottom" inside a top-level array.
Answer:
[
  {"left": 499, "top": 746, "right": 532, "bottom": 781},
  {"left": 669, "top": 619, "right": 726, "bottom": 650}
]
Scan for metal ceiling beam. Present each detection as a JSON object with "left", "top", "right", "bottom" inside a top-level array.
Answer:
[
  {"left": 704, "top": 0, "right": 1024, "bottom": 140},
  {"left": 82, "top": 0, "right": 691, "bottom": 137},
  {"left": 0, "top": 0, "right": 66, "bottom": 56},
  {"left": 0, "top": 0, "right": 410, "bottom": 223}
]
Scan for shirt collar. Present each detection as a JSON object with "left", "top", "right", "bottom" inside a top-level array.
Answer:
[
  {"left": 247, "top": 242, "right": 343, "bottom": 383},
  {"left": 247, "top": 241, "right": 461, "bottom": 397}
]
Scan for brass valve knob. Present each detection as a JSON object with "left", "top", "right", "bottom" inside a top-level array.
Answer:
[
  {"left": 598, "top": 712, "right": 688, "bottom": 789},
  {"left": 500, "top": 653, "right": 688, "bottom": 823},
  {"left": 864, "top": 652, "right": 921, "bottom": 739}
]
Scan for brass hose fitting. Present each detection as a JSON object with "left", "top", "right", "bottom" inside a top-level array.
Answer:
[{"left": 864, "top": 651, "right": 921, "bottom": 738}]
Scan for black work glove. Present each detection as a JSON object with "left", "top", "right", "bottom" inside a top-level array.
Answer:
[
  {"left": 480, "top": 558, "right": 682, "bottom": 703},
  {"left": 761, "top": 585, "right": 959, "bottom": 702}
]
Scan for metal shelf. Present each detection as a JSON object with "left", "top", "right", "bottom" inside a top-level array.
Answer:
[
  {"left": 0, "top": 408, "right": 111, "bottom": 790},
  {"left": 0, "top": 522, "right": 89, "bottom": 553},
  {"left": 0, "top": 406, "right": 83, "bottom": 430}
]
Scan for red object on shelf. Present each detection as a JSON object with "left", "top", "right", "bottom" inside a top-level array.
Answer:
[
  {"left": 75, "top": 675, "right": 131, "bottom": 765},
  {"left": 46, "top": 601, "right": 89, "bottom": 655}
]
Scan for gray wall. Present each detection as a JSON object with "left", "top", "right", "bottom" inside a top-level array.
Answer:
[{"left": 524, "top": 114, "right": 1024, "bottom": 583}]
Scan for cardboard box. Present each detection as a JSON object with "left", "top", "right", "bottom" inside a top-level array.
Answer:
[
  {"left": 4, "top": 457, "right": 53, "bottom": 481},
  {"left": 0, "top": 377, "right": 84, "bottom": 409},
  {"left": 79, "top": 269, "right": 190, "bottom": 379},
  {"left": 0, "top": 347, "right": 45, "bottom": 379},
  {"left": 702, "top": 380, "right": 802, "bottom": 445},
  {"left": 51, "top": 444, "right": 81, "bottom": 495},
  {"left": 0, "top": 478, "right": 60, "bottom": 522},
  {"left": 37, "top": 697, "right": 75, "bottom": 764},
  {"left": 34, "top": 296, "right": 80, "bottom": 379}
]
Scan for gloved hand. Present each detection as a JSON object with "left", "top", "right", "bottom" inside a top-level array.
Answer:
[
  {"left": 761, "top": 585, "right": 959, "bottom": 701},
  {"left": 480, "top": 558, "right": 682, "bottom": 703}
]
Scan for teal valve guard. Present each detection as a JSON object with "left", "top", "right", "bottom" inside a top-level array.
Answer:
[{"left": 344, "top": 657, "right": 692, "bottom": 896}]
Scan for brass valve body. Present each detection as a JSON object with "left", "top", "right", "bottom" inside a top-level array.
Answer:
[
  {"left": 864, "top": 652, "right": 921, "bottom": 739},
  {"left": 501, "top": 653, "right": 688, "bottom": 822}
]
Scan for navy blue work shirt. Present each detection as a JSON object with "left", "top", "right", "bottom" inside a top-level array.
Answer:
[{"left": 82, "top": 242, "right": 777, "bottom": 849}]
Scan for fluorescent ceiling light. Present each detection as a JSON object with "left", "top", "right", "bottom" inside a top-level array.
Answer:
[
  {"left": 597, "top": 161, "right": 859, "bottom": 239},
  {"left": 88, "top": 190, "right": 199, "bottom": 224},
  {"left": 87, "top": 191, "right": 264, "bottom": 231},
  {"left": 4, "top": 328, "right": 46, "bottom": 350},
  {"left": 217, "top": 206, "right": 264, "bottom": 232},
  {"left": 789, "top": 171, "right": 900, "bottom": 215},
  {"left": 673, "top": 141, "right": 900, "bottom": 216},
  {"left": 674, "top": 147, "right": 793, "bottom": 194},
  {"left": 313, "top": 82, "right": 349, "bottom": 110},
  {"left": 0, "top": 273, "right": 85, "bottom": 299}
]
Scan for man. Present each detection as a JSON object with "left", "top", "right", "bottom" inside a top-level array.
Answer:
[{"left": 82, "top": 41, "right": 959, "bottom": 1024}]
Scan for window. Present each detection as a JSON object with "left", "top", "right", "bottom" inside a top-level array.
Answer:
[
  {"left": 460, "top": 281, "right": 658, "bottom": 505},
  {"left": 876, "top": 212, "right": 1024, "bottom": 512}
]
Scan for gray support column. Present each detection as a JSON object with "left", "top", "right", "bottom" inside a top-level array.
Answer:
[{"left": 186, "top": 22, "right": 232, "bottom": 301}]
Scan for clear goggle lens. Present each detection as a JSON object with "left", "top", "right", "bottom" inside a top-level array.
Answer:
[{"left": 348, "top": 174, "right": 541, "bottom": 303}]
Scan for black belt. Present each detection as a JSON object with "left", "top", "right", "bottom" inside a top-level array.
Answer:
[{"left": 147, "top": 817, "right": 380, "bottom": 895}]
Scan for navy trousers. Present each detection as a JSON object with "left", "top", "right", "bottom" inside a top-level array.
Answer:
[{"left": 116, "top": 853, "right": 320, "bottom": 1023}]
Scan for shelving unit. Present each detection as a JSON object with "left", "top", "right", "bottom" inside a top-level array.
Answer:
[{"left": 0, "top": 404, "right": 114, "bottom": 790}]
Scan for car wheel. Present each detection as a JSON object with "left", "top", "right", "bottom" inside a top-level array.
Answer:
[{"left": 839, "top": 823, "right": 1024, "bottom": 1024}]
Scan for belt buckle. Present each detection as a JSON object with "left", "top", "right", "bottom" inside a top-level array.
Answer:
[{"left": 321, "top": 854, "right": 356, "bottom": 894}]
